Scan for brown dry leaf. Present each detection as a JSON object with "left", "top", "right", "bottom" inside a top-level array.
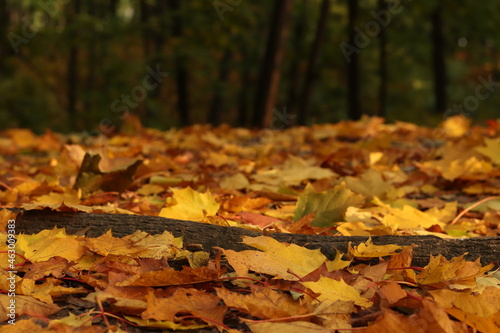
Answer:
[
  {"left": 22, "top": 257, "right": 73, "bottom": 280},
  {"left": 244, "top": 321, "right": 332, "bottom": 333},
  {"left": 141, "top": 288, "right": 227, "bottom": 326},
  {"left": 0, "top": 294, "right": 60, "bottom": 322},
  {"left": 215, "top": 286, "right": 309, "bottom": 320},
  {"left": 117, "top": 261, "right": 223, "bottom": 287},
  {"left": 377, "top": 281, "right": 408, "bottom": 306},
  {"left": 124, "top": 316, "right": 208, "bottom": 331},
  {"left": 236, "top": 211, "right": 284, "bottom": 229},
  {"left": 359, "top": 300, "right": 470, "bottom": 333},
  {"left": 222, "top": 196, "right": 272, "bottom": 213}
]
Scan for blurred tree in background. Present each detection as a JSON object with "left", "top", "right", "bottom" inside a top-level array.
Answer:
[{"left": 0, "top": 0, "right": 499, "bottom": 133}]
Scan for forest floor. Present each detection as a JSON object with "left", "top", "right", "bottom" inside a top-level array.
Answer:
[{"left": 0, "top": 115, "right": 499, "bottom": 332}]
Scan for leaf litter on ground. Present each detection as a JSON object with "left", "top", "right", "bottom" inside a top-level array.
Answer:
[{"left": 0, "top": 115, "right": 499, "bottom": 332}]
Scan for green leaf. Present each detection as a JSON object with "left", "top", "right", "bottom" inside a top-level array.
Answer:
[{"left": 293, "top": 182, "right": 365, "bottom": 227}]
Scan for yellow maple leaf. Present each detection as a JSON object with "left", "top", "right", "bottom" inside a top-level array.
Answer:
[
  {"left": 220, "top": 173, "right": 250, "bottom": 190},
  {"left": 417, "top": 254, "right": 494, "bottom": 287},
  {"left": 251, "top": 155, "right": 336, "bottom": 187},
  {"left": 18, "top": 278, "right": 86, "bottom": 304},
  {"left": 159, "top": 186, "right": 220, "bottom": 222},
  {"left": 223, "top": 236, "right": 327, "bottom": 281},
  {"left": 348, "top": 238, "right": 406, "bottom": 258},
  {"left": 374, "top": 198, "right": 445, "bottom": 230},
  {"left": 430, "top": 287, "right": 500, "bottom": 332},
  {"left": 475, "top": 137, "right": 500, "bottom": 165},
  {"left": 345, "top": 169, "right": 391, "bottom": 198},
  {"left": 16, "top": 228, "right": 86, "bottom": 263},
  {"left": 302, "top": 276, "right": 372, "bottom": 308},
  {"left": 441, "top": 115, "right": 470, "bottom": 137},
  {"left": 48, "top": 312, "right": 95, "bottom": 329}
]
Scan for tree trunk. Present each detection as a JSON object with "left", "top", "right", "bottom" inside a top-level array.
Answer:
[
  {"left": 298, "top": 0, "right": 330, "bottom": 125},
  {"left": 237, "top": 41, "right": 251, "bottom": 127},
  {"left": 0, "top": 1, "right": 10, "bottom": 69},
  {"left": 169, "top": 0, "right": 190, "bottom": 126},
  {"left": 16, "top": 210, "right": 500, "bottom": 268},
  {"left": 208, "top": 49, "right": 232, "bottom": 125},
  {"left": 109, "top": 0, "right": 119, "bottom": 14},
  {"left": 252, "top": 0, "right": 292, "bottom": 128},
  {"left": 285, "top": 0, "right": 306, "bottom": 125},
  {"left": 83, "top": 0, "right": 98, "bottom": 129},
  {"left": 377, "top": 0, "right": 387, "bottom": 117},
  {"left": 431, "top": 1, "right": 447, "bottom": 114},
  {"left": 143, "top": 0, "right": 167, "bottom": 123},
  {"left": 66, "top": 0, "right": 81, "bottom": 131},
  {"left": 347, "top": 0, "right": 361, "bottom": 120},
  {"left": 140, "top": 0, "right": 151, "bottom": 57}
]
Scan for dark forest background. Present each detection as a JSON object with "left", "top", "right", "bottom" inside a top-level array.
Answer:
[{"left": 0, "top": 0, "right": 499, "bottom": 133}]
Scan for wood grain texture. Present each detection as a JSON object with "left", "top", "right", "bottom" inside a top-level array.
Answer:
[{"left": 15, "top": 210, "right": 500, "bottom": 267}]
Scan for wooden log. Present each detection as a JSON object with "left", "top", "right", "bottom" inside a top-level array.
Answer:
[{"left": 15, "top": 210, "right": 500, "bottom": 267}]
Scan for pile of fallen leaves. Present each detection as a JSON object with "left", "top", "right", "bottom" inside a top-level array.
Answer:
[{"left": 0, "top": 115, "right": 499, "bottom": 332}]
